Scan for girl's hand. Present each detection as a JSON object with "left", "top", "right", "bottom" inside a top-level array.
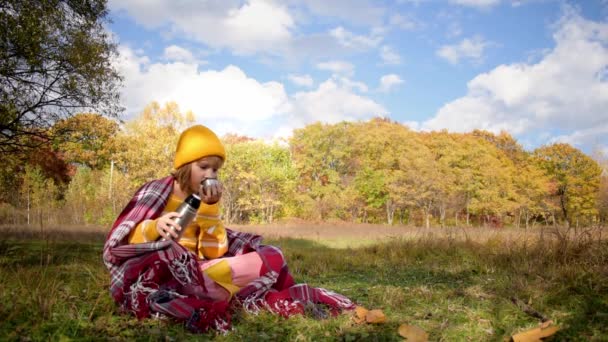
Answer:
[
  {"left": 200, "top": 179, "right": 223, "bottom": 204},
  {"left": 156, "top": 212, "right": 182, "bottom": 240}
]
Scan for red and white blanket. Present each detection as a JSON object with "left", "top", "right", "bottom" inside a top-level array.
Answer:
[{"left": 102, "top": 176, "right": 354, "bottom": 333}]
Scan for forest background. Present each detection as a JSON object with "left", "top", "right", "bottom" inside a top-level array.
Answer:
[
  {"left": 1, "top": 0, "right": 607, "bottom": 232},
  {"left": 1, "top": 101, "right": 607, "bottom": 231}
]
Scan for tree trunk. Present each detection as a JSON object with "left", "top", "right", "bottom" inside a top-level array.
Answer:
[
  {"left": 27, "top": 189, "right": 31, "bottom": 226},
  {"left": 108, "top": 160, "right": 114, "bottom": 199},
  {"left": 386, "top": 201, "right": 395, "bottom": 225},
  {"left": 269, "top": 204, "right": 274, "bottom": 223},
  {"left": 424, "top": 204, "right": 431, "bottom": 229},
  {"left": 559, "top": 188, "right": 569, "bottom": 225}
]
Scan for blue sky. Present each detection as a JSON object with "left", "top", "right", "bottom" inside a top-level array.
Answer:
[{"left": 108, "top": 0, "right": 608, "bottom": 155}]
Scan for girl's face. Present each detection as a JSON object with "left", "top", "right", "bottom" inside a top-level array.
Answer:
[{"left": 189, "top": 156, "right": 223, "bottom": 192}]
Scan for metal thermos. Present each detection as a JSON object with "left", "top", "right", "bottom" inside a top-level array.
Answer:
[{"left": 162, "top": 193, "right": 201, "bottom": 241}]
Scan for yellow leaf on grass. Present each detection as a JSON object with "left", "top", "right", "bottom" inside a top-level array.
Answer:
[
  {"left": 512, "top": 323, "right": 560, "bottom": 342},
  {"left": 539, "top": 320, "right": 553, "bottom": 329},
  {"left": 365, "top": 309, "right": 386, "bottom": 323},
  {"left": 352, "top": 306, "right": 368, "bottom": 324},
  {"left": 398, "top": 324, "right": 429, "bottom": 342}
]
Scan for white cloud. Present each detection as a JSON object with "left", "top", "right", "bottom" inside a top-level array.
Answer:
[
  {"left": 316, "top": 60, "right": 355, "bottom": 76},
  {"left": 397, "top": 0, "right": 428, "bottom": 4},
  {"left": 109, "top": 0, "right": 387, "bottom": 62},
  {"left": 600, "top": 146, "right": 608, "bottom": 159},
  {"left": 403, "top": 120, "right": 421, "bottom": 131},
  {"left": 115, "top": 45, "right": 385, "bottom": 139},
  {"left": 449, "top": 0, "right": 501, "bottom": 9},
  {"left": 293, "top": 0, "right": 385, "bottom": 27},
  {"left": 379, "top": 74, "right": 404, "bottom": 92},
  {"left": 550, "top": 125, "right": 608, "bottom": 149},
  {"left": 380, "top": 45, "right": 402, "bottom": 65},
  {"left": 446, "top": 21, "right": 463, "bottom": 38},
  {"left": 163, "top": 45, "right": 197, "bottom": 63},
  {"left": 511, "top": 0, "right": 542, "bottom": 7},
  {"left": 270, "top": 75, "right": 384, "bottom": 140},
  {"left": 437, "top": 36, "right": 490, "bottom": 64},
  {"left": 110, "top": 0, "right": 294, "bottom": 55},
  {"left": 419, "top": 10, "right": 608, "bottom": 151},
  {"left": 389, "top": 13, "right": 419, "bottom": 31},
  {"left": 115, "top": 45, "right": 290, "bottom": 123},
  {"left": 336, "top": 76, "right": 369, "bottom": 92},
  {"left": 291, "top": 78, "right": 388, "bottom": 124},
  {"left": 329, "top": 26, "right": 383, "bottom": 50},
  {"left": 287, "top": 74, "right": 314, "bottom": 87}
]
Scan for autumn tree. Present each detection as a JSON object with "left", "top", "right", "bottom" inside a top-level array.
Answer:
[
  {"left": 351, "top": 119, "right": 433, "bottom": 225},
  {"left": 221, "top": 140, "right": 295, "bottom": 224},
  {"left": 534, "top": 143, "right": 602, "bottom": 226},
  {"left": 511, "top": 162, "right": 554, "bottom": 228},
  {"left": 114, "top": 101, "right": 194, "bottom": 185},
  {"left": 0, "top": 0, "right": 122, "bottom": 154},
  {"left": 462, "top": 135, "right": 518, "bottom": 226},
  {"left": 421, "top": 132, "right": 519, "bottom": 227},
  {"left": 472, "top": 130, "right": 527, "bottom": 164},
  {"left": 473, "top": 130, "right": 552, "bottom": 227},
  {"left": 18, "top": 165, "right": 60, "bottom": 227},
  {"left": 290, "top": 122, "right": 357, "bottom": 220},
  {"left": 0, "top": 138, "right": 73, "bottom": 215},
  {"left": 51, "top": 113, "right": 120, "bottom": 169},
  {"left": 63, "top": 165, "right": 131, "bottom": 225}
]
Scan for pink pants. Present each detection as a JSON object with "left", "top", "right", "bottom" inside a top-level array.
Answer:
[{"left": 199, "top": 252, "right": 263, "bottom": 302}]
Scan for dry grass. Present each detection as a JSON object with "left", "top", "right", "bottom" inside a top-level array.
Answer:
[
  {"left": 1, "top": 221, "right": 605, "bottom": 248},
  {"left": 233, "top": 221, "right": 607, "bottom": 248}
]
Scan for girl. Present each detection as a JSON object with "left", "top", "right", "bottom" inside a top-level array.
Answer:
[{"left": 103, "top": 125, "right": 354, "bottom": 333}]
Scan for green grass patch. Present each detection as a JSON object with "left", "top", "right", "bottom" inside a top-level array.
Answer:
[{"left": 0, "top": 229, "right": 607, "bottom": 341}]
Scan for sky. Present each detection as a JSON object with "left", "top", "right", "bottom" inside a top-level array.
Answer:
[{"left": 107, "top": 0, "right": 608, "bottom": 155}]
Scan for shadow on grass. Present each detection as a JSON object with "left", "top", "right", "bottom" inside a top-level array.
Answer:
[{"left": 0, "top": 239, "right": 103, "bottom": 268}]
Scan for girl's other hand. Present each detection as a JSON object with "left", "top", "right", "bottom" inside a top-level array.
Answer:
[{"left": 200, "top": 179, "right": 223, "bottom": 204}]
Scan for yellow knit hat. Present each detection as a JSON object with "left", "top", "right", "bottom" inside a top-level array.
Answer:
[{"left": 173, "top": 125, "right": 226, "bottom": 169}]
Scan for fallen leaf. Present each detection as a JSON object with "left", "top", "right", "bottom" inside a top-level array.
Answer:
[
  {"left": 352, "top": 306, "right": 368, "bottom": 324},
  {"left": 539, "top": 320, "right": 553, "bottom": 329},
  {"left": 511, "top": 323, "right": 560, "bottom": 342},
  {"left": 398, "top": 324, "right": 428, "bottom": 342},
  {"left": 365, "top": 309, "right": 386, "bottom": 323}
]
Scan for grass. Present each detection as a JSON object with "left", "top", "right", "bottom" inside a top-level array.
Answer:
[{"left": 0, "top": 225, "right": 607, "bottom": 341}]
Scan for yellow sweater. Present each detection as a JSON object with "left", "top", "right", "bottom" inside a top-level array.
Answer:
[{"left": 128, "top": 194, "right": 228, "bottom": 259}]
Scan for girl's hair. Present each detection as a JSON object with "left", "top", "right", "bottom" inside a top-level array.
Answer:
[{"left": 172, "top": 163, "right": 194, "bottom": 195}]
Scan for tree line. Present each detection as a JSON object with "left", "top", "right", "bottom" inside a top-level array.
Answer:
[
  {"left": 1, "top": 1, "right": 605, "bottom": 229},
  {"left": 0, "top": 101, "right": 606, "bottom": 229}
]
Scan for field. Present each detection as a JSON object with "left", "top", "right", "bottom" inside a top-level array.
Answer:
[{"left": 0, "top": 223, "right": 607, "bottom": 341}]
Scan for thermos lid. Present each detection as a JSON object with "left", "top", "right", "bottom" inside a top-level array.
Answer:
[{"left": 185, "top": 193, "right": 201, "bottom": 209}]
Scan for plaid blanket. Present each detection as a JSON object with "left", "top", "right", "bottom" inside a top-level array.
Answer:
[{"left": 103, "top": 176, "right": 354, "bottom": 333}]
